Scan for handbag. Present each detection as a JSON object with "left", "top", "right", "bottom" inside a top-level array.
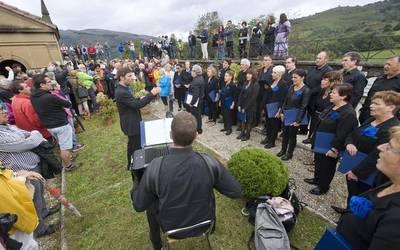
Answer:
[{"left": 77, "top": 85, "right": 88, "bottom": 98}]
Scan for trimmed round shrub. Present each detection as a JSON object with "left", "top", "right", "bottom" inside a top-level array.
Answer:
[{"left": 227, "top": 148, "right": 289, "bottom": 198}]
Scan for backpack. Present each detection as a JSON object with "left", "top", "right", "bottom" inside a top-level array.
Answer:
[{"left": 254, "top": 202, "right": 291, "bottom": 250}]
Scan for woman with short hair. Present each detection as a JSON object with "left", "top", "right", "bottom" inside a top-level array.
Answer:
[
  {"left": 220, "top": 70, "right": 236, "bottom": 135},
  {"left": 261, "top": 65, "right": 287, "bottom": 148},
  {"left": 205, "top": 66, "right": 219, "bottom": 125},
  {"left": 305, "top": 83, "right": 358, "bottom": 195},
  {"left": 335, "top": 125, "right": 400, "bottom": 250}
]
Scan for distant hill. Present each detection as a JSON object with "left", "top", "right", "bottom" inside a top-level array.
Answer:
[
  {"left": 288, "top": 0, "right": 400, "bottom": 59},
  {"left": 59, "top": 28, "right": 155, "bottom": 47}
]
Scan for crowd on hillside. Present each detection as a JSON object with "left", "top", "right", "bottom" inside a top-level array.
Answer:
[
  {"left": 60, "top": 13, "right": 291, "bottom": 63},
  {"left": 1, "top": 32, "right": 400, "bottom": 249}
]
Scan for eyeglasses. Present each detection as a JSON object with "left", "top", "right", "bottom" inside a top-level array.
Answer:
[{"left": 382, "top": 142, "right": 400, "bottom": 154}]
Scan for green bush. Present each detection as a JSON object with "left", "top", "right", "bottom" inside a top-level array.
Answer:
[{"left": 227, "top": 148, "right": 289, "bottom": 198}]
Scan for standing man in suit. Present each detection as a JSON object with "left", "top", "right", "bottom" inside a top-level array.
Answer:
[{"left": 115, "top": 67, "right": 160, "bottom": 173}]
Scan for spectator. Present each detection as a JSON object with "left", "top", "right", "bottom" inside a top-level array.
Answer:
[
  {"left": 274, "top": 13, "right": 291, "bottom": 59},
  {"left": 263, "top": 15, "right": 276, "bottom": 56},
  {"left": 76, "top": 64, "right": 98, "bottom": 112},
  {"left": 198, "top": 28, "right": 209, "bottom": 60},
  {"left": 238, "top": 22, "right": 248, "bottom": 59},
  {"left": 188, "top": 31, "right": 196, "bottom": 59},
  {"left": 30, "top": 74, "right": 75, "bottom": 171},
  {"left": 249, "top": 22, "right": 262, "bottom": 58},
  {"left": 216, "top": 25, "right": 225, "bottom": 60},
  {"left": 131, "top": 111, "right": 241, "bottom": 250},
  {"left": 225, "top": 20, "right": 234, "bottom": 58}
]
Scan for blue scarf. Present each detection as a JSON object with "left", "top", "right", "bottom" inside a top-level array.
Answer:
[{"left": 361, "top": 125, "right": 379, "bottom": 139}]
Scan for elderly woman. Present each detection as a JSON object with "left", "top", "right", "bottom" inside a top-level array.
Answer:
[
  {"left": 277, "top": 69, "right": 311, "bottom": 160},
  {"left": 205, "top": 66, "right": 219, "bottom": 125},
  {"left": 187, "top": 64, "right": 205, "bottom": 134},
  {"left": 331, "top": 91, "right": 400, "bottom": 213},
  {"left": 305, "top": 83, "right": 358, "bottom": 195},
  {"left": 68, "top": 70, "right": 90, "bottom": 118},
  {"left": 237, "top": 69, "right": 259, "bottom": 141},
  {"left": 260, "top": 65, "right": 287, "bottom": 148},
  {"left": 335, "top": 125, "right": 400, "bottom": 249}
]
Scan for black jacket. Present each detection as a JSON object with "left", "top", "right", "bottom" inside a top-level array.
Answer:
[
  {"left": 238, "top": 82, "right": 260, "bottom": 113},
  {"left": 115, "top": 83, "right": 155, "bottom": 136},
  {"left": 316, "top": 103, "right": 358, "bottom": 151},
  {"left": 346, "top": 117, "right": 399, "bottom": 180},
  {"left": 282, "top": 85, "right": 311, "bottom": 123},
  {"left": 343, "top": 68, "right": 368, "bottom": 108},
  {"left": 30, "top": 89, "right": 71, "bottom": 129},
  {"left": 131, "top": 147, "right": 241, "bottom": 234},
  {"left": 189, "top": 75, "right": 205, "bottom": 106},
  {"left": 306, "top": 64, "right": 333, "bottom": 93},
  {"left": 337, "top": 182, "right": 400, "bottom": 250}
]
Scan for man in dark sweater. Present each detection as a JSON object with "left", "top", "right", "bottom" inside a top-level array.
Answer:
[
  {"left": 342, "top": 51, "right": 368, "bottom": 108},
  {"left": 359, "top": 55, "right": 400, "bottom": 123},
  {"left": 31, "top": 74, "right": 74, "bottom": 170},
  {"left": 131, "top": 111, "right": 241, "bottom": 250}
]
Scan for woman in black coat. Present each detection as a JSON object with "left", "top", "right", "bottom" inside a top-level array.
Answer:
[
  {"left": 305, "top": 83, "right": 358, "bottom": 195},
  {"left": 260, "top": 65, "right": 287, "bottom": 148},
  {"left": 237, "top": 69, "right": 259, "bottom": 141},
  {"left": 333, "top": 91, "right": 400, "bottom": 212},
  {"left": 205, "top": 66, "right": 219, "bottom": 124},
  {"left": 335, "top": 125, "right": 400, "bottom": 250},
  {"left": 277, "top": 69, "right": 311, "bottom": 160},
  {"left": 220, "top": 70, "right": 236, "bottom": 135}
]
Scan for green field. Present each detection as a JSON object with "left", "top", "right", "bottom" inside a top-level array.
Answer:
[{"left": 63, "top": 114, "right": 332, "bottom": 249}]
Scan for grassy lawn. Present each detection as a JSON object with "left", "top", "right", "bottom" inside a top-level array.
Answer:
[{"left": 64, "top": 114, "right": 331, "bottom": 249}]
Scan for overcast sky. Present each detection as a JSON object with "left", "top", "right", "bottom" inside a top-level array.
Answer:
[{"left": 5, "top": 0, "right": 379, "bottom": 39}]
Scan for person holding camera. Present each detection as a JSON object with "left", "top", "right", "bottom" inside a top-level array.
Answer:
[{"left": 131, "top": 111, "right": 241, "bottom": 250}]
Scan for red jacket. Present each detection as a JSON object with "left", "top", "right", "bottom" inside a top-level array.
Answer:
[
  {"left": 88, "top": 46, "right": 96, "bottom": 55},
  {"left": 11, "top": 94, "right": 52, "bottom": 139}
]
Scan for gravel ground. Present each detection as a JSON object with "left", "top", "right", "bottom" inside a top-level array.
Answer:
[{"left": 150, "top": 101, "right": 346, "bottom": 223}]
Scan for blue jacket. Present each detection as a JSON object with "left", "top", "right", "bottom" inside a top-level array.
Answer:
[
  {"left": 159, "top": 75, "right": 171, "bottom": 97},
  {"left": 198, "top": 30, "right": 208, "bottom": 43}
]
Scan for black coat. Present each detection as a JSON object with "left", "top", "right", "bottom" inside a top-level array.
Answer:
[
  {"left": 343, "top": 68, "right": 368, "bottom": 108},
  {"left": 238, "top": 82, "right": 259, "bottom": 113},
  {"left": 115, "top": 84, "right": 155, "bottom": 136},
  {"left": 337, "top": 182, "right": 400, "bottom": 250},
  {"left": 188, "top": 75, "right": 205, "bottom": 106}
]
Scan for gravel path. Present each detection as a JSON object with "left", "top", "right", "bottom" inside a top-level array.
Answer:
[{"left": 150, "top": 101, "right": 346, "bottom": 223}]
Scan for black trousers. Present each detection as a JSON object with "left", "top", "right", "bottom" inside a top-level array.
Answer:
[
  {"left": 226, "top": 41, "right": 234, "bottom": 58},
  {"left": 308, "top": 112, "right": 320, "bottom": 138},
  {"left": 239, "top": 43, "right": 247, "bottom": 58},
  {"left": 174, "top": 87, "right": 185, "bottom": 109},
  {"left": 346, "top": 179, "right": 371, "bottom": 206},
  {"left": 266, "top": 118, "right": 280, "bottom": 144},
  {"left": 314, "top": 153, "right": 338, "bottom": 192},
  {"left": 222, "top": 107, "right": 233, "bottom": 130},
  {"left": 127, "top": 134, "right": 141, "bottom": 170},
  {"left": 190, "top": 102, "right": 203, "bottom": 131},
  {"left": 281, "top": 125, "right": 299, "bottom": 155},
  {"left": 207, "top": 100, "right": 217, "bottom": 122},
  {"left": 146, "top": 206, "right": 162, "bottom": 250}
]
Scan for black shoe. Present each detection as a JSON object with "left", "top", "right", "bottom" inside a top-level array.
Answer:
[
  {"left": 220, "top": 128, "right": 227, "bottom": 132},
  {"left": 236, "top": 127, "right": 241, "bottom": 131},
  {"left": 241, "top": 133, "right": 250, "bottom": 141},
  {"left": 260, "top": 138, "right": 268, "bottom": 144},
  {"left": 35, "top": 224, "right": 58, "bottom": 238},
  {"left": 261, "top": 128, "right": 267, "bottom": 135},
  {"left": 264, "top": 142, "right": 275, "bottom": 149},
  {"left": 225, "top": 129, "right": 232, "bottom": 135},
  {"left": 45, "top": 203, "right": 61, "bottom": 218},
  {"left": 304, "top": 178, "right": 318, "bottom": 185},
  {"left": 281, "top": 153, "right": 293, "bottom": 161},
  {"left": 309, "top": 187, "right": 328, "bottom": 195},
  {"left": 178, "top": 108, "right": 182, "bottom": 111},
  {"left": 302, "top": 138, "right": 312, "bottom": 144},
  {"left": 197, "top": 129, "right": 203, "bottom": 134},
  {"left": 276, "top": 150, "right": 286, "bottom": 157},
  {"left": 331, "top": 206, "right": 349, "bottom": 214},
  {"left": 236, "top": 133, "right": 243, "bottom": 140},
  {"left": 298, "top": 130, "right": 308, "bottom": 135}
]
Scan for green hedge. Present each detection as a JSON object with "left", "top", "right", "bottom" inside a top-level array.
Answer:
[{"left": 227, "top": 148, "right": 289, "bottom": 198}]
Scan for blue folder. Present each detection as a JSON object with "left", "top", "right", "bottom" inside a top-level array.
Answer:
[
  {"left": 313, "top": 132, "right": 335, "bottom": 154},
  {"left": 208, "top": 90, "right": 217, "bottom": 102},
  {"left": 338, "top": 151, "right": 377, "bottom": 186},
  {"left": 237, "top": 111, "right": 246, "bottom": 123},
  {"left": 266, "top": 102, "right": 279, "bottom": 118},
  {"left": 283, "top": 109, "right": 309, "bottom": 126},
  {"left": 315, "top": 227, "right": 354, "bottom": 250},
  {"left": 223, "top": 96, "right": 234, "bottom": 109}
]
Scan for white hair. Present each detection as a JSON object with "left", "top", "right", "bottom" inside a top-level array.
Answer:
[
  {"left": 192, "top": 64, "right": 203, "bottom": 75},
  {"left": 240, "top": 58, "right": 251, "bottom": 67},
  {"left": 273, "top": 65, "right": 286, "bottom": 76}
]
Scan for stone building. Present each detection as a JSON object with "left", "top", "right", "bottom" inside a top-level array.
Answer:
[{"left": 0, "top": 0, "right": 62, "bottom": 76}]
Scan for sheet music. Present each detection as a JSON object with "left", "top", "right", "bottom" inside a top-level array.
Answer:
[
  {"left": 185, "top": 94, "right": 199, "bottom": 107},
  {"left": 142, "top": 118, "right": 173, "bottom": 146}
]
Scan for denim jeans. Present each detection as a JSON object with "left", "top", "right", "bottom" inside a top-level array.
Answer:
[
  {"left": 217, "top": 44, "right": 225, "bottom": 60},
  {"left": 189, "top": 45, "right": 195, "bottom": 58}
]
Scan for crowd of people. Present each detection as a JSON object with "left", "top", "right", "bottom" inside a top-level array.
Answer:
[{"left": 1, "top": 43, "right": 400, "bottom": 249}]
